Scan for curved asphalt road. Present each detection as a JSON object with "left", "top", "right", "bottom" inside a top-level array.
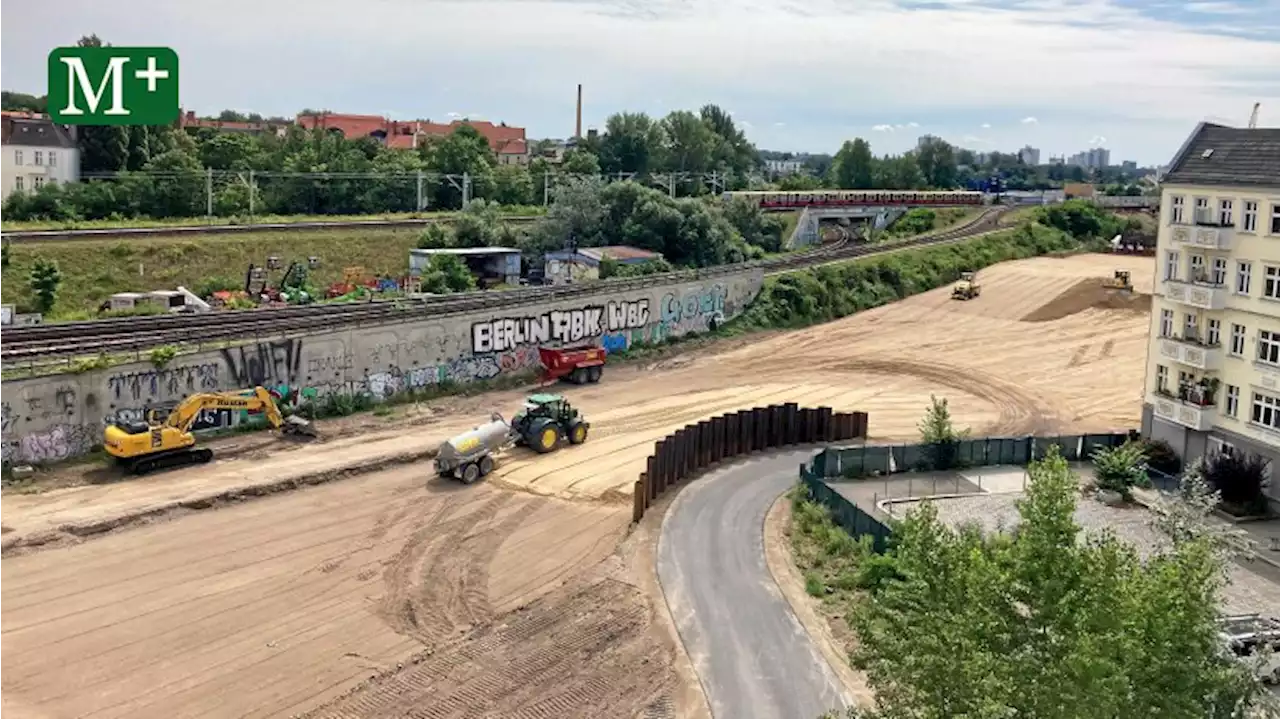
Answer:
[{"left": 658, "top": 450, "right": 853, "bottom": 719}]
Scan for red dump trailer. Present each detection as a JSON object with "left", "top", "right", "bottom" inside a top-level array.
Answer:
[{"left": 538, "top": 345, "right": 606, "bottom": 385}]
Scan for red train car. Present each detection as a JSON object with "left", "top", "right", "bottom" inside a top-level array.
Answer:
[{"left": 723, "top": 190, "right": 984, "bottom": 210}]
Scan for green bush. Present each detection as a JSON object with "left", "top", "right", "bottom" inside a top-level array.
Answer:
[{"left": 1091, "top": 441, "right": 1151, "bottom": 500}]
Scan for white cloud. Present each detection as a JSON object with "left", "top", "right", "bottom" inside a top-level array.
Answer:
[
  {"left": 4, "top": 0, "right": 1277, "bottom": 163},
  {"left": 739, "top": 119, "right": 753, "bottom": 129},
  {"left": 872, "top": 124, "right": 895, "bottom": 132},
  {"left": 906, "top": 121, "right": 920, "bottom": 128},
  {"left": 1021, "top": 116, "right": 1039, "bottom": 125},
  {"left": 1089, "top": 135, "right": 1107, "bottom": 145},
  {"left": 980, "top": 123, "right": 991, "bottom": 129},
  {"left": 773, "top": 121, "right": 787, "bottom": 127}
]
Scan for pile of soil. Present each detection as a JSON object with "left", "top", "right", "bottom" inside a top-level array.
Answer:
[{"left": 1022, "top": 278, "right": 1151, "bottom": 322}]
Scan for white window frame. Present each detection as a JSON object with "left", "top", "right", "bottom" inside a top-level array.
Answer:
[
  {"left": 1252, "top": 391, "right": 1280, "bottom": 432},
  {"left": 1266, "top": 265, "right": 1280, "bottom": 300},
  {"left": 1231, "top": 323, "right": 1246, "bottom": 356},
  {"left": 1211, "top": 257, "right": 1227, "bottom": 286},
  {"left": 1156, "top": 364, "right": 1169, "bottom": 393},
  {"left": 1225, "top": 386, "right": 1240, "bottom": 419},
  {"left": 1207, "top": 318, "right": 1221, "bottom": 346},
  {"left": 1164, "top": 250, "right": 1179, "bottom": 281},
  {"left": 1184, "top": 312, "right": 1199, "bottom": 340},
  {"left": 1219, "top": 198, "right": 1234, "bottom": 226},
  {"left": 32, "top": 176, "right": 44, "bottom": 189},
  {"left": 1160, "top": 308, "right": 1174, "bottom": 338},
  {"left": 1272, "top": 204, "right": 1280, "bottom": 235},
  {"left": 1209, "top": 436, "right": 1236, "bottom": 454},
  {"left": 13, "top": 149, "right": 22, "bottom": 165},
  {"left": 13, "top": 176, "right": 22, "bottom": 192},
  {"left": 1170, "top": 195, "right": 1185, "bottom": 224},
  {"left": 1194, "top": 196, "right": 1210, "bottom": 224},
  {"left": 33, "top": 150, "right": 43, "bottom": 166},
  {"left": 1244, "top": 201, "right": 1258, "bottom": 232},
  {"left": 1259, "top": 329, "right": 1280, "bottom": 366},
  {"left": 1237, "top": 261, "right": 1253, "bottom": 295},
  {"left": 1190, "top": 254, "right": 1206, "bottom": 283},
  {"left": 47, "top": 151, "right": 56, "bottom": 168}
]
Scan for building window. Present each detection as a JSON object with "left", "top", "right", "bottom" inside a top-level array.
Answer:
[
  {"left": 1184, "top": 312, "right": 1199, "bottom": 340},
  {"left": 1156, "top": 364, "right": 1169, "bottom": 393},
  {"left": 1237, "top": 261, "right": 1253, "bottom": 295},
  {"left": 1207, "top": 318, "right": 1221, "bottom": 346},
  {"left": 1272, "top": 204, "right": 1280, "bottom": 234},
  {"left": 32, "top": 176, "right": 44, "bottom": 189},
  {"left": 33, "top": 151, "right": 43, "bottom": 166},
  {"left": 1260, "top": 329, "right": 1280, "bottom": 366},
  {"left": 1209, "top": 436, "right": 1236, "bottom": 454},
  {"left": 1231, "top": 323, "right": 1246, "bottom": 356},
  {"left": 1190, "top": 254, "right": 1206, "bottom": 282},
  {"left": 1253, "top": 391, "right": 1280, "bottom": 432},
  {"left": 1244, "top": 201, "right": 1258, "bottom": 232},
  {"left": 1225, "top": 386, "right": 1240, "bottom": 418},
  {"left": 1211, "top": 257, "right": 1227, "bottom": 286},
  {"left": 14, "top": 176, "right": 22, "bottom": 192},
  {"left": 1170, "top": 195, "right": 1184, "bottom": 224},
  {"left": 1164, "top": 251, "right": 1179, "bottom": 281},
  {"left": 1219, "top": 199, "right": 1234, "bottom": 226},
  {"left": 1194, "top": 197, "right": 1210, "bottom": 224},
  {"left": 48, "top": 151, "right": 56, "bottom": 168},
  {"left": 1266, "top": 266, "right": 1280, "bottom": 300},
  {"left": 14, "top": 150, "right": 22, "bottom": 165},
  {"left": 1160, "top": 309, "right": 1174, "bottom": 337}
]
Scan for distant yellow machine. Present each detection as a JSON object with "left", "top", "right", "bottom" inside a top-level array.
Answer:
[
  {"left": 1104, "top": 270, "right": 1133, "bottom": 292},
  {"left": 951, "top": 271, "right": 981, "bottom": 301},
  {"left": 103, "top": 386, "right": 316, "bottom": 475}
]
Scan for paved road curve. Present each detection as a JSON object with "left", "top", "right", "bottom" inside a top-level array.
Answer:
[{"left": 657, "top": 450, "right": 853, "bottom": 719}]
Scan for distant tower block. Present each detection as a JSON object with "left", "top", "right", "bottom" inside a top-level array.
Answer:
[{"left": 576, "top": 84, "right": 583, "bottom": 139}]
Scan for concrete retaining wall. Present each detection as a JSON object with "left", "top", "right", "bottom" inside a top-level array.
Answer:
[{"left": 1, "top": 270, "right": 763, "bottom": 465}]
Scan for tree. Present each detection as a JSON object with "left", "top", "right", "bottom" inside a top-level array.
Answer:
[
  {"left": 73, "top": 34, "right": 130, "bottom": 174},
  {"left": 831, "top": 139, "right": 875, "bottom": 190},
  {"left": 914, "top": 136, "right": 958, "bottom": 188},
  {"left": 1090, "top": 441, "right": 1151, "bottom": 501},
  {"left": 28, "top": 258, "right": 63, "bottom": 313},
  {"left": 1202, "top": 450, "right": 1273, "bottom": 516},
  {"left": 451, "top": 199, "right": 503, "bottom": 248},
  {"left": 418, "top": 254, "right": 476, "bottom": 294},
  {"left": 700, "top": 104, "right": 757, "bottom": 183},
  {"left": 561, "top": 148, "right": 601, "bottom": 176},
  {"left": 917, "top": 395, "right": 966, "bottom": 470},
  {"left": 599, "top": 112, "right": 663, "bottom": 176},
  {"left": 1, "top": 91, "right": 46, "bottom": 112},
  {"left": 425, "top": 125, "right": 495, "bottom": 209},
  {"left": 491, "top": 164, "right": 535, "bottom": 206},
  {"left": 416, "top": 223, "right": 452, "bottom": 249},
  {"left": 661, "top": 110, "right": 717, "bottom": 174},
  {"left": 848, "top": 447, "right": 1267, "bottom": 719}
]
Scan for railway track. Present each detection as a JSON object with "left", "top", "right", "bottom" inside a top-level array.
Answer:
[
  {"left": 0, "top": 215, "right": 543, "bottom": 242},
  {"left": 1, "top": 207, "right": 1008, "bottom": 361}
]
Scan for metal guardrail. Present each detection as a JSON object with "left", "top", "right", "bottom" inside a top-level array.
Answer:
[{"left": 1, "top": 206, "right": 1009, "bottom": 361}]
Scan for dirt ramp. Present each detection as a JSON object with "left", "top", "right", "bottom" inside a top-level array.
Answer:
[{"left": 1021, "top": 278, "right": 1151, "bottom": 322}]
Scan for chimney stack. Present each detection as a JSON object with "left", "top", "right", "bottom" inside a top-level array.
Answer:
[{"left": 575, "top": 84, "right": 583, "bottom": 139}]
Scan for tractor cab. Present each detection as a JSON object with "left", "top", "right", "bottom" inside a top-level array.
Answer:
[{"left": 951, "top": 271, "right": 981, "bottom": 301}]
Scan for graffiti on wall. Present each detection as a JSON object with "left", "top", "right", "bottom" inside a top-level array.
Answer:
[
  {"left": 107, "top": 363, "right": 221, "bottom": 403},
  {"left": 471, "top": 300, "right": 650, "bottom": 353},
  {"left": 660, "top": 285, "right": 726, "bottom": 331},
  {"left": 222, "top": 339, "right": 303, "bottom": 387}
]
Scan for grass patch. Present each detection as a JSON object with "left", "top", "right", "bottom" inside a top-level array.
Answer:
[
  {"left": 0, "top": 206, "right": 546, "bottom": 232},
  {"left": 1, "top": 226, "right": 432, "bottom": 314},
  {"left": 789, "top": 487, "right": 874, "bottom": 607}
]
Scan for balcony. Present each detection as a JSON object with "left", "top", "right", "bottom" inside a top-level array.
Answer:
[
  {"left": 1169, "top": 213, "right": 1234, "bottom": 251},
  {"left": 1156, "top": 335, "right": 1224, "bottom": 371},
  {"left": 1162, "top": 277, "right": 1228, "bottom": 311},
  {"left": 1150, "top": 386, "right": 1217, "bottom": 432}
]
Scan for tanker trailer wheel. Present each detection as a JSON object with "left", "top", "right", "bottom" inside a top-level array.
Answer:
[
  {"left": 529, "top": 419, "right": 562, "bottom": 454},
  {"left": 479, "top": 455, "right": 495, "bottom": 476},
  {"left": 461, "top": 462, "right": 482, "bottom": 485},
  {"left": 568, "top": 421, "right": 589, "bottom": 445}
]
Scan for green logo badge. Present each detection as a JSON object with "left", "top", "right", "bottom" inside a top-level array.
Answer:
[{"left": 47, "top": 46, "right": 180, "bottom": 125}]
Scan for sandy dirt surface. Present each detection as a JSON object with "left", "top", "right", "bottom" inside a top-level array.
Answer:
[
  {"left": 3, "top": 253, "right": 1155, "bottom": 547},
  {"left": 1, "top": 465, "right": 677, "bottom": 719}
]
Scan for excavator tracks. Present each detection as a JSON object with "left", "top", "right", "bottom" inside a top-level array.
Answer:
[{"left": 126, "top": 447, "right": 214, "bottom": 476}]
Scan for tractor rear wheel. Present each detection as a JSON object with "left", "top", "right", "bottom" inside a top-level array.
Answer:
[
  {"left": 568, "top": 422, "right": 589, "bottom": 445},
  {"left": 529, "top": 420, "right": 561, "bottom": 454}
]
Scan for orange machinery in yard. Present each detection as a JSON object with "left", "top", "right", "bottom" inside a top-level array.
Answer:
[{"left": 538, "top": 345, "right": 606, "bottom": 385}]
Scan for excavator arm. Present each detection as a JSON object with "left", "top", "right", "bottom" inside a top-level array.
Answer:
[{"left": 161, "top": 387, "right": 294, "bottom": 434}]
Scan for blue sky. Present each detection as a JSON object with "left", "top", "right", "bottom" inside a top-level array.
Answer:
[{"left": 3, "top": 0, "right": 1278, "bottom": 166}]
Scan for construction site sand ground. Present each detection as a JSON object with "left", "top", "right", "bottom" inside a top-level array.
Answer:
[{"left": 2, "top": 253, "right": 1156, "bottom": 718}]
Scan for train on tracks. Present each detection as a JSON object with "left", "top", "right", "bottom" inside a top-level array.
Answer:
[{"left": 722, "top": 190, "right": 985, "bottom": 210}]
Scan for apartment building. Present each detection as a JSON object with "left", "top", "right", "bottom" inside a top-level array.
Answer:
[
  {"left": 1142, "top": 122, "right": 1280, "bottom": 489},
  {"left": 0, "top": 112, "right": 79, "bottom": 197}
]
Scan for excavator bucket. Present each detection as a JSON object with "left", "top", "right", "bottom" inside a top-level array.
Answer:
[{"left": 282, "top": 414, "right": 318, "bottom": 438}]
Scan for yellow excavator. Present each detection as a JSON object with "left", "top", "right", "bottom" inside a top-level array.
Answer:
[
  {"left": 951, "top": 271, "right": 981, "bottom": 301},
  {"left": 1104, "top": 270, "right": 1133, "bottom": 292},
  {"left": 103, "top": 386, "right": 317, "bottom": 475}
]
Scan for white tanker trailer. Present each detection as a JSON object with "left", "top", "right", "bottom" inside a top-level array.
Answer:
[{"left": 434, "top": 413, "right": 518, "bottom": 484}]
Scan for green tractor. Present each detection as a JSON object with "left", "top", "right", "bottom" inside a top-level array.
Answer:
[{"left": 511, "top": 393, "right": 590, "bottom": 454}]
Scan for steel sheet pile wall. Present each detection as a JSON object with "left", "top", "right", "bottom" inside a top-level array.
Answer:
[{"left": 631, "top": 403, "right": 868, "bottom": 523}]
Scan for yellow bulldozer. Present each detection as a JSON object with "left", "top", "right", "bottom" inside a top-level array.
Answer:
[
  {"left": 1104, "top": 270, "right": 1133, "bottom": 292},
  {"left": 951, "top": 271, "right": 981, "bottom": 301},
  {"left": 103, "top": 386, "right": 317, "bottom": 475}
]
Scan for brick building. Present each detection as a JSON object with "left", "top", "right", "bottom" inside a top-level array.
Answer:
[{"left": 295, "top": 112, "right": 528, "bottom": 164}]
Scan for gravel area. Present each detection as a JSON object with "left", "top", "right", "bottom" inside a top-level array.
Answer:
[{"left": 885, "top": 493, "right": 1280, "bottom": 617}]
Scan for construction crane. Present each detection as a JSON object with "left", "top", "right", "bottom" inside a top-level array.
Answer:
[
  {"left": 103, "top": 386, "right": 317, "bottom": 475},
  {"left": 1249, "top": 103, "right": 1260, "bottom": 129}
]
